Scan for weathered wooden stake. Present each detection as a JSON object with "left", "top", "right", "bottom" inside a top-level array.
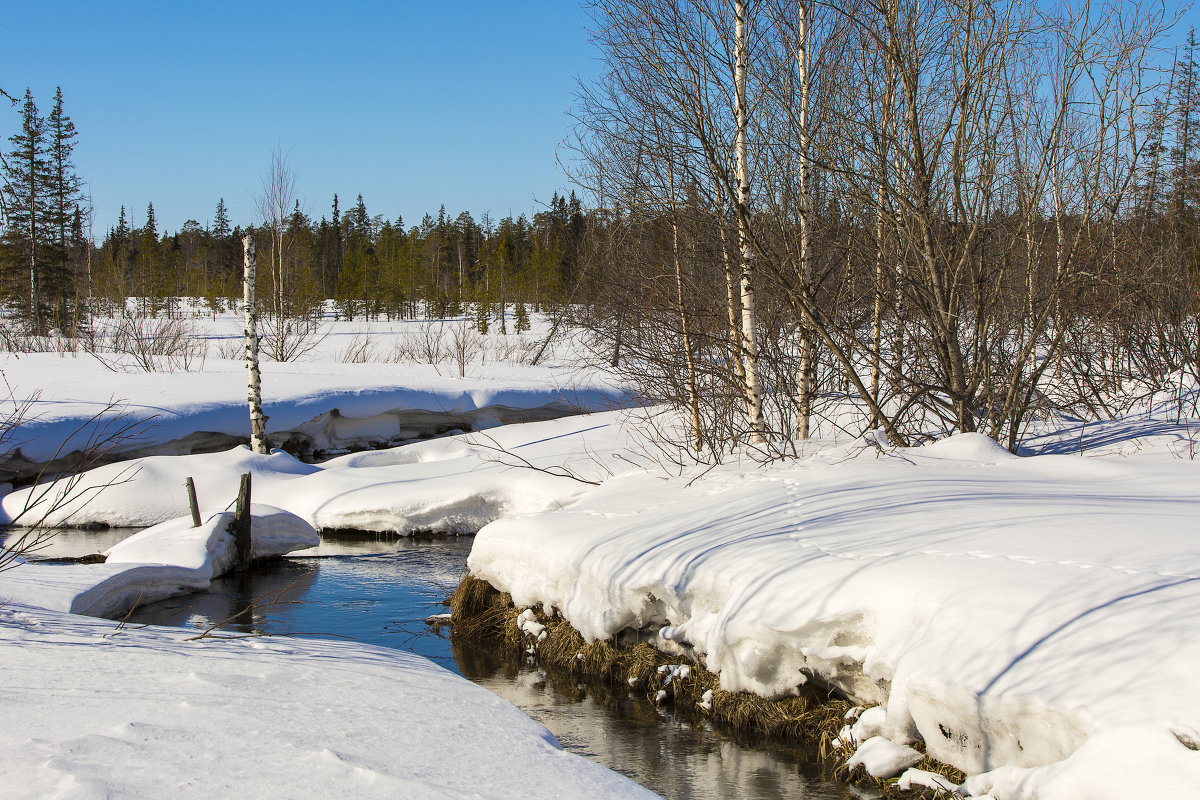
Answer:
[
  {"left": 233, "top": 471, "right": 252, "bottom": 571},
  {"left": 185, "top": 477, "right": 201, "bottom": 527}
]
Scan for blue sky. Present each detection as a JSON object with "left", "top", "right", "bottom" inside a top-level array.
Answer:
[
  {"left": 2, "top": 2, "right": 1196, "bottom": 239},
  {"left": 0, "top": 1, "right": 600, "bottom": 237}
]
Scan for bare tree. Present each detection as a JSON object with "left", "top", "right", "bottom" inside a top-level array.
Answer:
[
  {"left": 244, "top": 235, "right": 268, "bottom": 454},
  {"left": 254, "top": 146, "right": 325, "bottom": 362}
]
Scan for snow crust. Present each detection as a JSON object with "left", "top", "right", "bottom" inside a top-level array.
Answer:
[
  {"left": 0, "top": 311, "right": 621, "bottom": 463},
  {"left": 1, "top": 411, "right": 624, "bottom": 531},
  {"left": 845, "top": 736, "right": 924, "bottom": 778},
  {"left": 0, "top": 603, "right": 659, "bottom": 800}
]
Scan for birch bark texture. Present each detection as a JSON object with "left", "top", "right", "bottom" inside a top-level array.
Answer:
[
  {"left": 243, "top": 235, "right": 268, "bottom": 454},
  {"left": 734, "top": 0, "right": 768, "bottom": 445}
]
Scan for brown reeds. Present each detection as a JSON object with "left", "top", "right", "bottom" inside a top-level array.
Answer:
[{"left": 449, "top": 574, "right": 966, "bottom": 797}]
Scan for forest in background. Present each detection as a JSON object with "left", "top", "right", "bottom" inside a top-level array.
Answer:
[{"left": 2, "top": 0, "right": 1199, "bottom": 459}]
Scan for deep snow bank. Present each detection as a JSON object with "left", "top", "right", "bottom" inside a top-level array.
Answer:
[
  {"left": 2, "top": 412, "right": 627, "bottom": 531},
  {"left": 0, "top": 348, "right": 622, "bottom": 464},
  {"left": 467, "top": 432, "right": 1200, "bottom": 798},
  {"left": 0, "top": 504, "right": 317, "bottom": 617},
  {"left": 0, "top": 603, "right": 660, "bottom": 800}
]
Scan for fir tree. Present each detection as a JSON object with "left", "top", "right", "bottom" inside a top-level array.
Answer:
[
  {"left": 46, "top": 88, "right": 80, "bottom": 252},
  {"left": 116, "top": 205, "right": 129, "bottom": 240},
  {"left": 44, "top": 88, "right": 83, "bottom": 330},
  {"left": 213, "top": 197, "right": 231, "bottom": 238},
  {"left": 514, "top": 300, "right": 531, "bottom": 333},
  {"left": 1, "top": 89, "right": 52, "bottom": 332}
]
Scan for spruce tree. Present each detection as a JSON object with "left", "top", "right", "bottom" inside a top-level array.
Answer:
[
  {"left": 213, "top": 197, "right": 231, "bottom": 238},
  {"left": 1170, "top": 28, "right": 1200, "bottom": 269},
  {"left": 514, "top": 300, "right": 531, "bottom": 334},
  {"left": 1, "top": 89, "right": 52, "bottom": 332},
  {"left": 137, "top": 202, "right": 162, "bottom": 314},
  {"left": 45, "top": 87, "right": 82, "bottom": 330}
]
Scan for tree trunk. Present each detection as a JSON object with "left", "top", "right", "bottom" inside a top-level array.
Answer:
[
  {"left": 735, "top": 0, "right": 767, "bottom": 444},
  {"left": 795, "top": 0, "right": 813, "bottom": 440},
  {"left": 244, "top": 235, "right": 268, "bottom": 454}
]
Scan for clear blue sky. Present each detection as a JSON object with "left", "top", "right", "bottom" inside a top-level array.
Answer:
[{"left": 0, "top": 1, "right": 601, "bottom": 237}]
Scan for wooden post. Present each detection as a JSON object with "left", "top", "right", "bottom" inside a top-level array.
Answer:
[
  {"left": 233, "top": 471, "right": 252, "bottom": 571},
  {"left": 244, "top": 235, "right": 268, "bottom": 454},
  {"left": 185, "top": 477, "right": 201, "bottom": 527}
]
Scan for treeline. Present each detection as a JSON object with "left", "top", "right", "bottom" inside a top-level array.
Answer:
[
  {"left": 88, "top": 191, "right": 587, "bottom": 327},
  {"left": 0, "top": 85, "right": 589, "bottom": 336},
  {"left": 568, "top": 1, "right": 1199, "bottom": 455},
  {"left": 0, "top": 87, "right": 88, "bottom": 336}
]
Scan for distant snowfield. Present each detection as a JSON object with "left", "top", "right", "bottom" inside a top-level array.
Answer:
[
  {"left": 2, "top": 310, "right": 1200, "bottom": 799},
  {"left": 0, "top": 310, "right": 621, "bottom": 462}
]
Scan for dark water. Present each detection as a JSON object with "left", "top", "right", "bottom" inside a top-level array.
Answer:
[{"left": 21, "top": 530, "right": 856, "bottom": 800}]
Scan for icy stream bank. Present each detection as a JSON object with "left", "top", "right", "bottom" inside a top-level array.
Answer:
[{"left": 467, "top": 432, "right": 1200, "bottom": 799}]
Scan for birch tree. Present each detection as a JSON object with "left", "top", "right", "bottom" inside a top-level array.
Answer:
[{"left": 244, "top": 235, "right": 268, "bottom": 454}]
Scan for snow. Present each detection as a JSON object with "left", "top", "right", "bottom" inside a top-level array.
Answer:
[
  {"left": 0, "top": 505, "right": 317, "bottom": 618},
  {"left": 0, "top": 603, "right": 659, "bottom": 800},
  {"left": 0, "top": 309, "right": 622, "bottom": 463},
  {"left": 898, "top": 768, "right": 959, "bottom": 794},
  {"left": 1, "top": 411, "right": 627, "bottom": 530},
  {"left": 464, "top": 414, "right": 1200, "bottom": 798},
  {"left": 3, "top": 309, "right": 1200, "bottom": 798},
  {"left": 845, "top": 736, "right": 925, "bottom": 778}
]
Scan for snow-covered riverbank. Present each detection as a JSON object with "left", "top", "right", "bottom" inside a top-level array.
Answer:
[
  {"left": 466, "top": 417, "right": 1200, "bottom": 799},
  {"left": 0, "top": 602, "right": 660, "bottom": 800},
  {"left": 3, "top": 310, "right": 1199, "bottom": 798}
]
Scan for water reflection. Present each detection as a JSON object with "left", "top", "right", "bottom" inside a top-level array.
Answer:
[
  {"left": 15, "top": 528, "right": 857, "bottom": 800},
  {"left": 126, "top": 535, "right": 472, "bottom": 670},
  {"left": 455, "top": 640, "right": 852, "bottom": 800},
  {"left": 0, "top": 526, "right": 139, "bottom": 560}
]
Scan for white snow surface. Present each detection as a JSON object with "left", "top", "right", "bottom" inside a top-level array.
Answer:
[
  {"left": 1, "top": 411, "right": 625, "bottom": 530},
  {"left": 845, "top": 736, "right": 924, "bottom": 778},
  {"left": 4, "top": 311, "right": 1200, "bottom": 798},
  {"left": 466, "top": 426, "right": 1200, "bottom": 798},
  {"left": 0, "top": 310, "right": 621, "bottom": 462},
  {"left": 0, "top": 603, "right": 659, "bottom": 800}
]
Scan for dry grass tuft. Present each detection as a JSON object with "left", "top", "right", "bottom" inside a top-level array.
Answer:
[
  {"left": 448, "top": 574, "right": 962, "bottom": 794},
  {"left": 448, "top": 575, "right": 521, "bottom": 653}
]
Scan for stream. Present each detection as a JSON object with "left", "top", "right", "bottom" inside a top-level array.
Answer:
[{"left": 23, "top": 530, "right": 858, "bottom": 800}]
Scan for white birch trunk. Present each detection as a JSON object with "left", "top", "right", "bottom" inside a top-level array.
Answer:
[
  {"left": 795, "top": 0, "right": 813, "bottom": 440},
  {"left": 244, "top": 235, "right": 268, "bottom": 454},
  {"left": 668, "top": 161, "right": 703, "bottom": 453},
  {"left": 735, "top": 0, "right": 767, "bottom": 444}
]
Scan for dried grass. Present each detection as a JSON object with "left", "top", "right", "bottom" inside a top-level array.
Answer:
[
  {"left": 447, "top": 575, "right": 522, "bottom": 655},
  {"left": 448, "top": 574, "right": 965, "bottom": 795}
]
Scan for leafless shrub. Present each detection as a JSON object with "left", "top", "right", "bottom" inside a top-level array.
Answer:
[
  {"left": 0, "top": 377, "right": 150, "bottom": 572},
  {"left": 89, "top": 310, "right": 208, "bottom": 373},
  {"left": 214, "top": 337, "right": 243, "bottom": 360},
  {"left": 447, "top": 319, "right": 483, "bottom": 378},
  {"left": 488, "top": 334, "right": 539, "bottom": 365},
  {"left": 389, "top": 321, "right": 449, "bottom": 365},
  {"left": 339, "top": 331, "right": 378, "bottom": 364},
  {"left": 0, "top": 317, "right": 82, "bottom": 355},
  {"left": 259, "top": 312, "right": 328, "bottom": 362}
]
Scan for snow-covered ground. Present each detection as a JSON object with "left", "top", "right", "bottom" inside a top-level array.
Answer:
[
  {"left": 0, "top": 602, "right": 660, "bottom": 800},
  {"left": 1, "top": 307, "right": 620, "bottom": 462},
  {"left": 0, "top": 311, "right": 659, "bottom": 800},
  {"left": 466, "top": 413, "right": 1200, "bottom": 799},
  {"left": 3, "top": 309, "right": 1200, "bottom": 798},
  {"left": 2, "top": 504, "right": 317, "bottom": 617}
]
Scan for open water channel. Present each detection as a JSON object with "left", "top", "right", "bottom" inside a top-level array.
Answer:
[{"left": 26, "top": 530, "right": 860, "bottom": 800}]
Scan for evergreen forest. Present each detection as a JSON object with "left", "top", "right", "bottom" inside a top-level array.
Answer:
[{"left": 3, "top": 2, "right": 1200, "bottom": 458}]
